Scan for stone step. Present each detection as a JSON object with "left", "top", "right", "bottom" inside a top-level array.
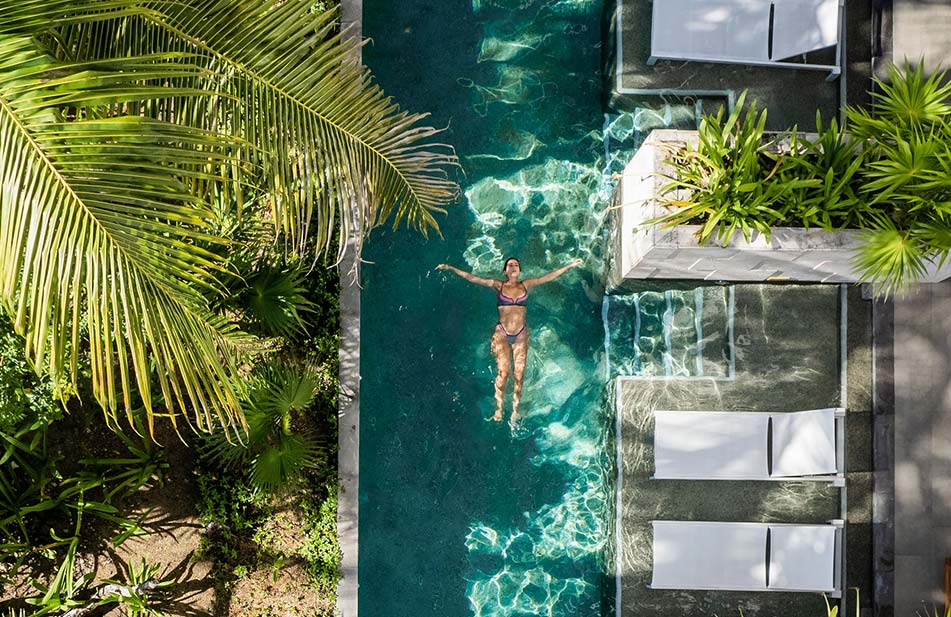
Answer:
[{"left": 603, "top": 286, "right": 733, "bottom": 378}]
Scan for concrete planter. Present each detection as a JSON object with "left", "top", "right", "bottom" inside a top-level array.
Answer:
[{"left": 609, "top": 129, "right": 951, "bottom": 285}]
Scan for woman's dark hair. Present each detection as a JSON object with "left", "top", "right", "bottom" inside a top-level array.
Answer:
[{"left": 502, "top": 257, "right": 520, "bottom": 273}]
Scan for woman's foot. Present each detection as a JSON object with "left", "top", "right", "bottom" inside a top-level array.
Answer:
[
  {"left": 508, "top": 411, "right": 520, "bottom": 428},
  {"left": 492, "top": 409, "right": 503, "bottom": 422}
]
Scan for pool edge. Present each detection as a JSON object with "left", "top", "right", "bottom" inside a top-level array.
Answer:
[{"left": 337, "top": 3, "right": 362, "bottom": 615}]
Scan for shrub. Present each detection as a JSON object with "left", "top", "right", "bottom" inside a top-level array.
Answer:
[
  {"left": 299, "top": 483, "right": 341, "bottom": 593},
  {"left": 0, "top": 320, "right": 65, "bottom": 431},
  {"left": 654, "top": 91, "right": 816, "bottom": 244},
  {"left": 847, "top": 62, "right": 951, "bottom": 295},
  {"left": 202, "top": 361, "right": 327, "bottom": 493}
]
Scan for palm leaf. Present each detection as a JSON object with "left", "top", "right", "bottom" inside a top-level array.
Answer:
[
  {"left": 0, "top": 34, "right": 244, "bottom": 434},
  {"left": 0, "top": 0, "right": 460, "bottom": 433},
  {"left": 250, "top": 432, "right": 320, "bottom": 492},
  {"left": 852, "top": 224, "right": 928, "bottom": 298},
  {"left": 6, "top": 0, "right": 461, "bottom": 261}
]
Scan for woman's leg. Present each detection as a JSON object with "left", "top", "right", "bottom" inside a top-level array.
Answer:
[
  {"left": 510, "top": 330, "right": 529, "bottom": 423},
  {"left": 490, "top": 327, "right": 511, "bottom": 421}
]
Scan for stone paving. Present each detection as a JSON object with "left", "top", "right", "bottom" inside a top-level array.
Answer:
[{"left": 893, "top": 282, "right": 951, "bottom": 616}]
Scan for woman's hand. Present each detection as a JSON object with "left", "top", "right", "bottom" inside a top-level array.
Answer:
[
  {"left": 569, "top": 258, "right": 583, "bottom": 268},
  {"left": 436, "top": 264, "right": 496, "bottom": 288}
]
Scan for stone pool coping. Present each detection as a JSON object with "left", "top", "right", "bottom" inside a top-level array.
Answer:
[{"left": 337, "top": 3, "right": 362, "bottom": 617}]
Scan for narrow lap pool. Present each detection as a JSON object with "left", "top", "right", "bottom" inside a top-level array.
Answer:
[{"left": 360, "top": 1, "right": 622, "bottom": 615}]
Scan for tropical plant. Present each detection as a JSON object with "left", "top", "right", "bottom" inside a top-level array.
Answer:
[
  {"left": 235, "top": 264, "right": 317, "bottom": 338},
  {"left": 846, "top": 61, "right": 951, "bottom": 296},
  {"left": 97, "top": 558, "right": 172, "bottom": 617},
  {"left": 0, "top": 0, "right": 459, "bottom": 435},
  {"left": 777, "top": 113, "right": 868, "bottom": 230},
  {"left": 0, "top": 412, "right": 166, "bottom": 593},
  {"left": 653, "top": 91, "right": 820, "bottom": 244},
  {"left": 24, "top": 508, "right": 93, "bottom": 616},
  {"left": 655, "top": 62, "right": 951, "bottom": 295},
  {"left": 203, "top": 361, "right": 326, "bottom": 492}
]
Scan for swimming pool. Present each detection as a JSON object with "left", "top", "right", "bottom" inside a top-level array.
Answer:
[{"left": 360, "top": 1, "right": 624, "bottom": 615}]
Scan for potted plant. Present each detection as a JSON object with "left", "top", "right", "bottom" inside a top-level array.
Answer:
[{"left": 612, "top": 62, "right": 951, "bottom": 296}]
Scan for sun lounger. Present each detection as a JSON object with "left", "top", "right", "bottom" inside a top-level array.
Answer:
[
  {"left": 653, "top": 408, "right": 845, "bottom": 485},
  {"left": 648, "top": 0, "right": 844, "bottom": 80},
  {"left": 651, "top": 520, "right": 843, "bottom": 595}
]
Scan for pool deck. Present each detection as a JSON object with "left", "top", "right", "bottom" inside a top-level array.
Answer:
[{"left": 614, "top": 284, "right": 874, "bottom": 617}]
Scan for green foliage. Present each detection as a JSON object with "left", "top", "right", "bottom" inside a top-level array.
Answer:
[
  {"left": 299, "top": 484, "right": 341, "bottom": 592},
  {"left": 190, "top": 197, "right": 339, "bottom": 603},
  {"left": 657, "top": 62, "right": 951, "bottom": 295},
  {"left": 0, "top": 0, "right": 458, "bottom": 434},
  {"left": 0, "top": 414, "right": 166, "bottom": 609},
  {"left": 239, "top": 265, "right": 316, "bottom": 338},
  {"left": 847, "top": 62, "right": 951, "bottom": 295},
  {"left": 203, "top": 361, "right": 326, "bottom": 493},
  {"left": 97, "top": 558, "right": 172, "bottom": 617},
  {"left": 195, "top": 472, "right": 270, "bottom": 540},
  {"left": 24, "top": 512, "right": 90, "bottom": 616},
  {"left": 0, "top": 320, "right": 65, "bottom": 432},
  {"left": 777, "top": 114, "right": 869, "bottom": 230},
  {"left": 653, "top": 91, "right": 810, "bottom": 244},
  {"left": 849, "top": 60, "right": 951, "bottom": 139}
]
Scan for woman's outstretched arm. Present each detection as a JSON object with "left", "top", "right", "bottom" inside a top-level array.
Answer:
[
  {"left": 523, "top": 258, "right": 583, "bottom": 289},
  {"left": 436, "top": 264, "right": 498, "bottom": 288}
]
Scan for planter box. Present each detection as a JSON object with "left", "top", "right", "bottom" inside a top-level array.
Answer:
[{"left": 608, "top": 129, "right": 951, "bottom": 285}]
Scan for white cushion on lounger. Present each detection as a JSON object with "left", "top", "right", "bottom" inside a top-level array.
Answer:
[
  {"left": 768, "top": 524, "right": 837, "bottom": 591},
  {"left": 649, "top": 0, "right": 842, "bottom": 77},
  {"left": 651, "top": 0, "right": 771, "bottom": 64},
  {"left": 772, "top": 0, "right": 841, "bottom": 60},
  {"left": 771, "top": 408, "right": 837, "bottom": 477},
  {"left": 654, "top": 411, "right": 769, "bottom": 479},
  {"left": 652, "top": 521, "right": 768, "bottom": 590}
]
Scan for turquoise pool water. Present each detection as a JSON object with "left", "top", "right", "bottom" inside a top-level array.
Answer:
[{"left": 359, "top": 2, "right": 696, "bottom": 615}]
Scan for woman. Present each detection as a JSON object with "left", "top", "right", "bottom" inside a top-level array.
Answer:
[{"left": 436, "top": 257, "right": 583, "bottom": 425}]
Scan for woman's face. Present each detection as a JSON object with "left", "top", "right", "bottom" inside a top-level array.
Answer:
[{"left": 504, "top": 259, "right": 521, "bottom": 279}]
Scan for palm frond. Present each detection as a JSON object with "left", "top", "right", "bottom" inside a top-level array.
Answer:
[
  {"left": 872, "top": 60, "right": 951, "bottom": 130},
  {"left": 202, "top": 360, "right": 324, "bottom": 491},
  {"left": 5, "top": 0, "right": 461, "bottom": 261},
  {"left": 0, "top": 0, "right": 461, "bottom": 433},
  {"left": 154, "top": 0, "right": 461, "bottom": 257},
  {"left": 852, "top": 224, "right": 928, "bottom": 298},
  {"left": 0, "top": 34, "right": 244, "bottom": 434},
  {"left": 239, "top": 265, "right": 315, "bottom": 338}
]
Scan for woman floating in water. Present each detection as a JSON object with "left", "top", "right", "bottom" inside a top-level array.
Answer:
[{"left": 436, "top": 257, "right": 583, "bottom": 426}]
